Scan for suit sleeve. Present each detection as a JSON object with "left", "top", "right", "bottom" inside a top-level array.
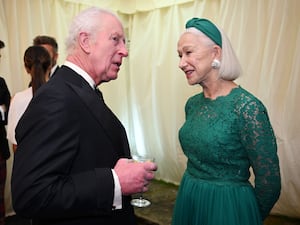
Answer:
[{"left": 12, "top": 87, "right": 115, "bottom": 219}]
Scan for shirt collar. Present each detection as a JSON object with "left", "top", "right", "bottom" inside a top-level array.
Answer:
[
  {"left": 64, "top": 61, "right": 96, "bottom": 89},
  {"left": 50, "top": 64, "right": 58, "bottom": 77}
]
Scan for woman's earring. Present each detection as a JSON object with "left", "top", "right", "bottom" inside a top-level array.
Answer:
[{"left": 211, "top": 59, "right": 221, "bottom": 69}]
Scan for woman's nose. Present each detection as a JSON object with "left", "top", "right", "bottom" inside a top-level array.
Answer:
[{"left": 179, "top": 57, "right": 187, "bottom": 70}]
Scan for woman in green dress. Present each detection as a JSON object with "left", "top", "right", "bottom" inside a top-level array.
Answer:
[{"left": 172, "top": 18, "right": 281, "bottom": 225}]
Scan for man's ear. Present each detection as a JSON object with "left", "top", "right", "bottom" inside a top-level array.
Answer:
[{"left": 78, "top": 32, "right": 91, "bottom": 53}]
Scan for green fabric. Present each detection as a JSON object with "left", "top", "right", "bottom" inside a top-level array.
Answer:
[
  {"left": 172, "top": 173, "right": 263, "bottom": 225},
  {"left": 185, "top": 18, "right": 222, "bottom": 47},
  {"left": 172, "top": 86, "right": 281, "bottom": 225}
]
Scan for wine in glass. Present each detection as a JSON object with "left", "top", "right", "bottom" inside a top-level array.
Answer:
[{"left": 130, "top": 154, "right": 155, "bottom": 207}]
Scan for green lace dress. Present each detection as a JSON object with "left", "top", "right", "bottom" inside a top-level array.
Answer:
[{"left": 172, "top": 86, "right": 281, "bottom": 225}]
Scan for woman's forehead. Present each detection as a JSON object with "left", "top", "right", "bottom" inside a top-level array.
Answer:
[{"left": 178, "top": 32, "right": 203, "bottom": 47}]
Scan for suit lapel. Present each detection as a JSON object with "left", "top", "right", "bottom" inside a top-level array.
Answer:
[{"left": 61, "top": 67, "right": 130, "bottom": 158}]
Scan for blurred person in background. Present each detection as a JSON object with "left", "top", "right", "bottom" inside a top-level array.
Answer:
[
  {"left": 33, "top": 35, "right": 59, "bottom": 77},
  {"left": 7, "top": 45, "right": 51, "bottom": 152},
  {"left": 0, "top": 39, "right": 11, "bottom": 225}
]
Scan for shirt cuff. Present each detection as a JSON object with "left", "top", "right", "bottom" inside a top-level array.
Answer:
[
  {"left": 0, "top": 105, "right": 5, "bottom": 121},
  {"left": 112, "top": 169, "right": 122, "bottom": 209}
]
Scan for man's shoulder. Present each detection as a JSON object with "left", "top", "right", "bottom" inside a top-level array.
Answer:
[{"left": 55, "top": 65, "right": 76, "bottom": 75}]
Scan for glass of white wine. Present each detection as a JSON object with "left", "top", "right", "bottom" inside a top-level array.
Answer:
[{"left": 130, "top": 154, "right": 155, "bottom": 207}]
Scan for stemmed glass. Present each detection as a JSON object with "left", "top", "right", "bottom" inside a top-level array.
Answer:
[{"left": 130, "top": 154, "right": 155, "bottom": 207}]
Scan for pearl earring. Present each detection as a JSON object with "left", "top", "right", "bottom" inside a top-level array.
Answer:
[{"left": 211, "top": 59, "right": 220, "bottom": 69}]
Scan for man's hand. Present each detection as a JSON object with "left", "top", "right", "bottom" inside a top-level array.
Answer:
[{"left": 114, "top": 158, "right": 157, "bottom": 195}]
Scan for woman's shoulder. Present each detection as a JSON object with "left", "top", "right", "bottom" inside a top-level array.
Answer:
[
  {"left": 187, "top": 92, "right": 203, "bottom": 102},
  {"left": 12, "top": 88, "right": 32, "bottom": 102},
  {"left": 233, "top": 86, "right": 267, "bottom": 113},
  {"left": 233, "top": 86, "right": 263, "bottom": 103},
  {"left": 15, "top": 87, "right": 32, "bottom": 96}
]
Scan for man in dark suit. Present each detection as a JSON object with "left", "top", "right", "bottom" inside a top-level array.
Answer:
[
  {"left": 0, "top": 39, "right": 11, "bottom": 225},
  {"left": 0, "top": 41, "right": 10, "bottom": 160},
  {"left": 0, "top": 77, "right": 10, "bottom": 160},
  {"left": 33, "top": 35, "right": 60, "bottom": 77},
  {"left": 11, "top": 7, "right": 157, "bottom": 225}
]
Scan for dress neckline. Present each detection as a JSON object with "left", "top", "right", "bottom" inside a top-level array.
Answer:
[{"left": 202, "top": 85, "right": 241, "bottom": 102}]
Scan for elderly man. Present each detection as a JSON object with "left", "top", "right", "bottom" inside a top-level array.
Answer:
[{"left": 12, "top": 7, "right": 157, "bottom": 225}]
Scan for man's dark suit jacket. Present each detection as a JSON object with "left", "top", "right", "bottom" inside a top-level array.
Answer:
[
  {"left": 0, "top": 77, "right": 10, "bottom": 160},
  {"left": 12, "top": 66, "right": 136, "bottom": 225}
]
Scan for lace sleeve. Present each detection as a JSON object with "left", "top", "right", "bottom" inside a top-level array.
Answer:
[{"left": 240, "top": 99, "right": 281, "bottom": 220}]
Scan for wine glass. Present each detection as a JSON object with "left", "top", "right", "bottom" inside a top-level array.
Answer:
[{"left": 130, "top": 154, "right": 155, "bottom": 207}]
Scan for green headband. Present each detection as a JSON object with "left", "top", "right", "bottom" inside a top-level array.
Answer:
[{"left": 185, "top": 18, "right": 222, "bottom": 48}]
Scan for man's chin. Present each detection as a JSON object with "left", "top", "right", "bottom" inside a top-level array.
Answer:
[{"left": 103, "top": 74, "right": 118, "bottom": 83}]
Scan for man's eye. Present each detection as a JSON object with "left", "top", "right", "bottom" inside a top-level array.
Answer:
[{"left": 111, "top": 36, "right": 119, "bottom": 42}]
